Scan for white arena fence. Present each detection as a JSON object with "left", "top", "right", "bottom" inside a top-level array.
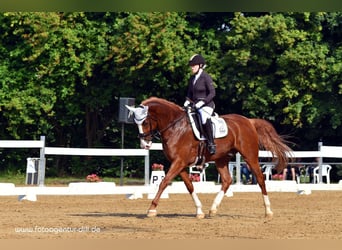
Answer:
[
  {"left": 0, "top": 136, "right": 341, "bottom": 186},
  {"left": 0, "top": 136, "right": 153, "bottom": 186}
]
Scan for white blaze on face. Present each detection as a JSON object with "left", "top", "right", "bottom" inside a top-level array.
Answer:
[{"left": 138, "top": 124, "right": 153, "bottom": 149}]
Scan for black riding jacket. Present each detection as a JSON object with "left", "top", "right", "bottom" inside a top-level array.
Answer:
[{"left": 186, "top": 71, "right": 216, "bottom": 109}]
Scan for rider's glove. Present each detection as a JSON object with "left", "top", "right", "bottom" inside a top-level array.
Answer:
[
  {"left": 183, "top": 100, "right": 190, "bottom": 107},
  {"left": 195, "top": 101, "right": 205, "bottom": 109}
]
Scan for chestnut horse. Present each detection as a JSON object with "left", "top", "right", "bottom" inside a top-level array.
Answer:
[{"left": 126, "top": 97, "right": 292, "bottom": 219}]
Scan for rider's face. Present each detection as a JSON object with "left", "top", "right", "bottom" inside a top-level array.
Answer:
[{"left": 190, "top": 64, "right": 200, "bottom": 74}]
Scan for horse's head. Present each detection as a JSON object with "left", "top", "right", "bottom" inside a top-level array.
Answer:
[
  {"left": 126, "top": 97, "right": 186, "bottom": 150},
  {"left": 125, "top": 104, "right": 158, "bottom": 149}
]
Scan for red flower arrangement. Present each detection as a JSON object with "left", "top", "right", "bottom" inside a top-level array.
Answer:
[
  {"left": 86, "top": 174, "right": 101, "bottom": 182},
  {"left": 271, "top": 174, "right": 283, "bottom": 180},
  {"left": 190, "top": 174, "right": 201, "bottom": 182},
  {"left": 151, "top": 163, "right": 164, "bottom": 171}
]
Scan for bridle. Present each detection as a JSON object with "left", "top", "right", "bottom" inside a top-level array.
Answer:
[
  {"left": 138, "top": 112, "right": 187, "bottom": 141},
  {"left": 138, "top": 115, "right": 160, "bottom": 141}
]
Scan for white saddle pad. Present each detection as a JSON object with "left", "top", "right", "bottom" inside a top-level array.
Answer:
[{"left": 188, "top": 112, "right": 228, "bottom": 140}]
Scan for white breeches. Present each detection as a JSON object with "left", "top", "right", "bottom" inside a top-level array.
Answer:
[{"left": 198, "top": 106, "right": 213, "bottom": 123}]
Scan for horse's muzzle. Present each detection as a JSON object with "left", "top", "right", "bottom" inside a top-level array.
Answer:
[{"left": 140, "top": 139, "right": 152, "bottom": 149}]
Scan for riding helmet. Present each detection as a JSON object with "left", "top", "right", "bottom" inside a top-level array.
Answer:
[{"left": 189, "top": 54, "right": 205, "bottom": 67}]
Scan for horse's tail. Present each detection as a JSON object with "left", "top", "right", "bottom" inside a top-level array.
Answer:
[{"left": 249, "top": 118, "right": 293, "bottom": 172}]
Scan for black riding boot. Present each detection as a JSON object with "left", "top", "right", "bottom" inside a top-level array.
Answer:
[{"left": 203, "top": 120, "right": 216, "bottom": 155}]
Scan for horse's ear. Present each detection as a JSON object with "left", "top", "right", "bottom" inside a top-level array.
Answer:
[
  {"left": 125, "top": 104, "right": 148, "bottom": 124},
  {"left": 125, "top": 105, "right": 136, "bottom": 112},
  {"left": 125, "top": 105, "right": 137, "bottom": 121}
]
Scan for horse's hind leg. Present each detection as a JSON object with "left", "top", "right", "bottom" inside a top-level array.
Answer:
[
  {"left": 245, "top": 158, "right": 273, "bottom": 219},
  {"left": 209, "top": 159, "right": 232, "bottom": 217}
]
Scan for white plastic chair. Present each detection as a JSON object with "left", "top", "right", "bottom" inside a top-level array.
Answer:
[
  {"left": 228, "top": 163, "right": 236, "bottom": 178},
  {"left": 313, "top": 164, "right": 332, "bottom": 184},
  {"left": 189, "top": 163, "right": 209, "bottom": 182},
  {"left": 262, "top": 164, "right": 275, "bottom": 181}
]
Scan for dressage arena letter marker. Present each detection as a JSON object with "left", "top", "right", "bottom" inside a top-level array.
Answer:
[
  {"left": 152, "top": 175, "right": 160, "bottom": 184},
  {"left": 148, "top": 171, "right": 169, "bottom": 199}
]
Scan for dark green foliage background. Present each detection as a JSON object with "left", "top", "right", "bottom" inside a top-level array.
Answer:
[{"left": 0, "top": 12, "right": 341, "bottom": 181}]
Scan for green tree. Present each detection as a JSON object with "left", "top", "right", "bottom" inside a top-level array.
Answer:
[{"left": 221, "top": 12, "right": 342, "bottom": 147}]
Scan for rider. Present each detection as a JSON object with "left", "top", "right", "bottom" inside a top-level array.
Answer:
[{"left": 183, "top": 54, "right": 216, "bottom": 155}]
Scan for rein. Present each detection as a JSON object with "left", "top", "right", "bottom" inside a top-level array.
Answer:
[{"left": 139, "top": 111, "right": 187, "bottom": 141}]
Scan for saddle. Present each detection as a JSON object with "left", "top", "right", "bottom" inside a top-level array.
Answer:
[
  {"left": 186, "top": 107, "right": 228, "bottom": 167},
  {"left": 186, "top": 109, "right": 228, "bottom": 141}
]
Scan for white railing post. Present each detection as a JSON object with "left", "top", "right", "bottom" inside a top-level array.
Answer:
[
  {"left": 236, "top": 153, "right": 242, "bottom": 184},
  {"left": 318, "top": 141, "right": 323, "bottom": 183},
  {"left": 38, "top": 135, "right": 46, "bottom": 187},
  {"left": 144, "top": 152, "right": 150, "bottom": 186}
]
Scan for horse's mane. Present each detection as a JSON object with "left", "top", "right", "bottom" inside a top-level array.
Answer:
[{"left": 141, "top": 97, "right": 183, "bottom": 112}]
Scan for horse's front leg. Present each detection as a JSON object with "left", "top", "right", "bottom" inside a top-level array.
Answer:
[
  {"left": 179, "top": 170, "right": 205, "bottom": 219},
  {"left": 147, "top": 161, "right": 183, "bottom": 217}
]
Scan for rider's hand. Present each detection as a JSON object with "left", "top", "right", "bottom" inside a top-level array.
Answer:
[
  {"left": 183, "top": 100, "right": 190, "bottom": 107},
  {"left": 195, "top": 101, "right": 205, "bottom": 109}
]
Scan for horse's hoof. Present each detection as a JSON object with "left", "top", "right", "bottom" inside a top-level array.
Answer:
[
  {"left": 147, "top": 209, "right": 157, "bottom": 217},
  {"left": 209, "top": 210, "right": 217, "bottom": 217},
  {"left": 265, "top": 211, "right": 273, "bottom": 220},
  {"left": 196, "top": 213, "right": 205, "bottom": 219}
]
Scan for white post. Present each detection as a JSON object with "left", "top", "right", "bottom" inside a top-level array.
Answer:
[
  {"left": 318, "top": 141, "right": 323, "bottom": 183},
  {"left": 236, "top": 153, "right": 241, "bottom": 184},
  {"left": 120, "top": 123, "right": 124, "bottom": 186},
  {"left": 38, "top": 135, "right": 46, "bottom": 187},
  {"left": 144, "top": 152, "right": 150, "bottom": 186}
]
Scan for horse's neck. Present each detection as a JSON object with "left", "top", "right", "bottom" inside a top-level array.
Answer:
[
  {"left": 159, "top": 110, "right": 183, "bottom": 128},
  {"left": 150, "top": 104, "right": 181, "bottom": 121},
  {"left": 151, "top": 106, "right": 186, "bottom": 134}
]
